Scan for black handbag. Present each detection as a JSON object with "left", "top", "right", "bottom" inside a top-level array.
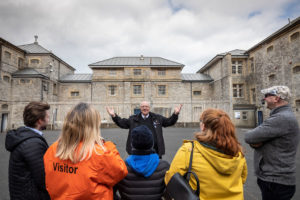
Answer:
[{"left": 165, "top": 141, "right": 200, "bottom": 200}]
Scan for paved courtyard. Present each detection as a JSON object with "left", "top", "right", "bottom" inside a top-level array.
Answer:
[{"left": 1, "top": 127, "right": 300, "bottom": 200}]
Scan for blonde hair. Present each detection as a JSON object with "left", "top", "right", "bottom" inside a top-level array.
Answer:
[
  {"left": 195, "top": 108, "right": 243, "bottom": 156},
  {"left": 56, "top": 103, "right": 105, "bottom": 163}
]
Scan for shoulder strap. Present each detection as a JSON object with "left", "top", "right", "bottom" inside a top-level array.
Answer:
[{"left": 183, "top": 141, "right": 200, "bottom": 197}]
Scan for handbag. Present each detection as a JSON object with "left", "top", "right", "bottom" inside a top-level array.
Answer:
[{"left": 165, "top": 141, "right": 200, "bottom": 200}]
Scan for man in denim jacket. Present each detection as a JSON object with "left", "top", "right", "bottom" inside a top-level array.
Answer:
[{"left": 245, "top": 86, "right": 300, "bottom": 200}]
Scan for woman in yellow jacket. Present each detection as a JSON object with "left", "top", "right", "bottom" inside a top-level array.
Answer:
[
  {"left": 44, "top": 103, "right": 128, "bottom": 200},
  {"left": 165, "top": 108, "right": 247, "bottom": 200}
]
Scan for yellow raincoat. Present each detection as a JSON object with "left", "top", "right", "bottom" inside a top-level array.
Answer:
[{"left": 165, "top": 140, "right": 247, "bottom": 200}]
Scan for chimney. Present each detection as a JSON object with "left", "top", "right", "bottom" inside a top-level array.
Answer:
[
  {"left": 34, "top": 35, "right": 38, "bottom": 44},
  {"left": 140, "top": 55, "right": 144, "bottom": 60}
]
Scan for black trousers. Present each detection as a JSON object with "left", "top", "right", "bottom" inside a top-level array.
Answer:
[{"left": 257, "top": 178, "right": 296, "bottom": 200}]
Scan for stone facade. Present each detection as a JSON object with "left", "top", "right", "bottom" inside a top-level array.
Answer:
[{"left": 1, "top": 17, "right": 300, "bottom": 131}]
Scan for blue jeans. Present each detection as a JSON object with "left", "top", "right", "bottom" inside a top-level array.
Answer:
[{"left": 257, "top": 178, "right": 295, "bottom": 200}]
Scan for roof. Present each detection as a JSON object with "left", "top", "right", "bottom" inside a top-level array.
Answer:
[
  {"left": 12, "top": 68, "right": 49, "bottom": 79},
  {"left": 0, "top": 37, "right": 26, "bottom": 54},
  {"left": 181, "top": 73, "right": 213, "bottom": 82},
  {"left": 60, "top": 74, "right": 92, "bottom": 83},
  {"left": 197, "top": 49, "right": 248, "bottom": 73},
  {"left": 89, "top": 56, "right": 184, "bottom": 68},
  {"left": 247, "top": 16, "right": 300, "bottom": 53},
  {"left": 18, "top": 43, "right": 51, "bottom": 54},
  {"left": 17, "top": 37, "right": 76, "bottom": 71}
]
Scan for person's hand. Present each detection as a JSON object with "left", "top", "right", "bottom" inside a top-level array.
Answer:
[
  {"left": 106, "top": 106, "right": 116, "bottom": 117},
  {"left": 174, "top": 104, "right": 183, "bottom": 115},
  {"left": 250, "top": 143, "right": 263, "bottom": 148}
]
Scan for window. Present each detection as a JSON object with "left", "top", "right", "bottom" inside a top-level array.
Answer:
[
  {"left": 290, "top": 32, "right": 299, "bottom": 42},
  {"left": 53, "top": 83, "right": 57, "bottom": 95},
  {"left": 251, "top": 88, "right": 256, "bottom": 103},
  {"left": 158, "top": 69, "right": 166, "bottom": 76},
  {"left": 296, "top": 100, "right": 300, "bottom": 108},
  {"left": 108, "top": 85, "right": 117, "bottom": 96},
  {"left": 133, "top": 69, "right": 142, "bottom": 76},
  {"left": 267, "top": 45, "right": 273, "bottom": 53},
  {"left": 234, "top": 112, "right": 240, "bottom": 119},
  {"left": 242, "top": 112, "right": 248, "bottom": 120},
  {"left": 293, "top": 66, "right": 300, "bottom": 73},
  {"left": 71, "top": 91, "right": 79, "bottom": 97},
  {"left": 30, "top": 59, "right": 40, "bottom": 64},
  {"left": 3, "top": 75, "right": 10, "bottom": 83},
  {"left": 233, "top": 84, "right": 243, "bottom": 97},
  {"left": 232, "top": 61, "right": 242, "bottom": 74},
  {"left": 133, "top": 85, "right": 142, "bottom": 95},
  {"left": 109, "top": 69, "right": 116, "bottom": 76},
  {"left": 158, "top": 85, "right": 166, "bottom": 96},
  {"left": 20, "top": 79, "right": 31, "bottom": 84},
  {"left": 193, "top": 91, "right": 201, "bottom": 96},
  {"left": 1, "top": 104, "right": 8, "bottom": 110},
  {"left": 18, "top": 58, "right": 24, "bottom": 68},
  {"left": 153, "top": 107, "right": 171, "bottom": 117},
  {"left": 268, "top": 74, "right": 276, "bottom": 81},
  {"left": 4, "top": 51, "right": 11, "bottom": 60}
]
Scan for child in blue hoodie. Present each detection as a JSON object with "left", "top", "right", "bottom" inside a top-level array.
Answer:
[{"left": 115, "top": 125, "right": 170, "bottom": 200}]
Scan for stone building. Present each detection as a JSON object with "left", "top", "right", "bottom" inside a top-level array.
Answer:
[
  {"left": 0, "top": 16, "right": 299, "bottom": 131},
  {"left": 198, "top": 16, "right": 300, "bottom": 126}
]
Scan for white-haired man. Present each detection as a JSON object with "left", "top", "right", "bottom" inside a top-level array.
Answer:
[
  {"left": 245, "top": 86, "right": 299, "bottom": 200},
  {"left": 106, "top": 101, "right": 182, "bottom": 158}
]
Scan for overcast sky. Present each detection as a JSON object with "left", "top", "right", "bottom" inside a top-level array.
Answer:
[{"left": 0, "top": 0, "right": 299, "bottom": 73}]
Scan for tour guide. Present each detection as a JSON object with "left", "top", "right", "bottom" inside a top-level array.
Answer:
[{"left": 106, "top": 101, "right": 182, "bottom": 158}]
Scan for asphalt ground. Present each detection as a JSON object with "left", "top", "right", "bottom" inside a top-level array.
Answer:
[{"left": 1, "top": 128, "right": 300, "bottom": 200}]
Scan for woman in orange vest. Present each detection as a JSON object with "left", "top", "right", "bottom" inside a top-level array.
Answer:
[{"left": 44, "top": 103, "right": 128, "bottom": 200}]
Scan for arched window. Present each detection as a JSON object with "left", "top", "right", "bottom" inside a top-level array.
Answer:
[
  {"left": 30, "top": 59, "right": 40, "bottom": 64},
  {"left": 1, "top": 104, "right": 8, "bottom": 110},
  {"left": 3, "top": 75, "right": 10, "bottom": 83},
  {"left": 293, "top": 65, "right": 300, "bottom": 73},
  {"left": 290, "top": 32, "right": 299, "bottom": 42},
  {"left": 267, "top": 45, "right": 273, "bottom": 53}
]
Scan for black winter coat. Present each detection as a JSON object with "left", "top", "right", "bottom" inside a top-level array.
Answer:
[
  {"left": 5, "top": 127, "right": 50, "bottom": 200},
  {"left": 116, "top": 160, "right": 170, "bottom": 200},
  {"left": 112, "top": 112, "right": 178, "bottom": 156}
]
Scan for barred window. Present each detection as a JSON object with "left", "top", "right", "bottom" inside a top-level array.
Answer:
[
  {"left": 158, "top": 69, "right": 166, "bottom": 76},
  {"left": 133, "top": 69, "right": 142, "bottom": 76},
  {"left": 108, "top": 85, "right": 117, "bottom": 96},
  {"left": 71, "top": 91, "right": 79, "bottom": 97},
  {"left": 133, "top": 85, "right": 142, "bottom": 95},
  {"left": 158, "top": 85, "right": 166, "bottom": 95}
]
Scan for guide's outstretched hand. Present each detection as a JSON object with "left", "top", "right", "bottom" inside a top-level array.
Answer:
[
  {"left": 174, "top": 104, "right": 183, "bottom": 115},
  {"left": 106, "top": 106, "right": 116, "bottom": 117}
]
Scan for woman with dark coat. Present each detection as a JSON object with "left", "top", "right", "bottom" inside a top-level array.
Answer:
[{"left": 115, "top": 125, "right": 170, "bottom": 200}]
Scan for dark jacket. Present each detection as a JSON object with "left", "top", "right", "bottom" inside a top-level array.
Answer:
[
  {"left": 116, "top": 158, "right": 170, "bottom": 200},
  {"left": 245, "top": 105, "right": 300, "bottom": 185},
  {"left": 112, "top": 112, "right": 178, "bottom": 156},
  {"left": 5, "top": 127, "right": 50, "bottom": 200}
]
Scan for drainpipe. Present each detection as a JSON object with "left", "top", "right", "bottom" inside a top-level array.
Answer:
[{"left": 41, "top": 80, "right": 44, "bottom": 101}]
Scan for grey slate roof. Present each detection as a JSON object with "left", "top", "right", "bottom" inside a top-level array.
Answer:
[
  {"left": 18, "top": 43, "right": 51, "bottom": 54},
  {"left": 60, "top": 74, "right": 92, "bottom": 83},
  {"left": 218, "top": 49, "right": 247, "bottom": 56},
  {"left": 12, "top": 68, "right": 49, "bottom": 79},
  {"left": 181, "top": 73, "right": 213, "bottom": 82},
  {"left": 89, "top": 56, "right": 184, "bottom": 68}
]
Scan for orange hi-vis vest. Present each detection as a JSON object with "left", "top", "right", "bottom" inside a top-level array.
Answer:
[{"left": 44, "top": 141, "right": 128, "bottom": 200}]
